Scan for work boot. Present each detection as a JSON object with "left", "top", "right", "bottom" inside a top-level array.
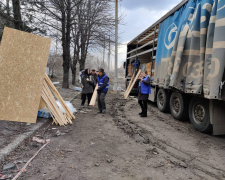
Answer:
[
  {"left": 102, "top": 109, "right": 106, "bottom": 114},
  {"left": 140, "top": 114, "right": 147, "bottom": 117},
  {"left": 97, "top": 111, "right": 102, "bottom": 114},
  {"left": 139, "top": 112, "right": 143, "bottom": 115}
]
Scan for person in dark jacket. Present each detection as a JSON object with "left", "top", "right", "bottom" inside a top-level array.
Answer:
[
  {"left": 81, "top": 69, "right": 94, "bottom": 108},
  {"left": 97, "top": 68, "right": 109, "bottom": 114},
  {"left": 91, "top": 69, "right": 97, "bottom": 89},
  {"left": 131, "top": 57, "right": 140, "bottom": 76},
  {"left": 138, "top": 70, "right": 151, "bottom": 117}
]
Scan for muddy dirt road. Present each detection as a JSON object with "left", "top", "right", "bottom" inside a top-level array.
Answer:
[{"left": 2, "top": 92, "right": 225, "bottom": 180}]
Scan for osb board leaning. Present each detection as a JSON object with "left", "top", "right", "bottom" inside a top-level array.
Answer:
[{"left": 0, "top": 27, "right": 51, "bottom": 123}]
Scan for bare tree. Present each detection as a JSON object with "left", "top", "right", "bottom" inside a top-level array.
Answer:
[
  {"left": 12, "top": 0, "right": 23, "bottom": 30},
  {"left": 70, "top": 0, "right": 115, "bottom": 85},
  {"left": 31, "top": 0, "right": 82, "bottom": 88}
]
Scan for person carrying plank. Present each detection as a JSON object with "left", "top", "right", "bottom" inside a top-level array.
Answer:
[
  {"left": 97, "top": 68, "right": 109, "bottom": 114},
  {"left": 138, "top": 70, "right": 151, "bottom": 117},
  {"left": 81, "top": 69, "right": 94, "bottom": 108}
]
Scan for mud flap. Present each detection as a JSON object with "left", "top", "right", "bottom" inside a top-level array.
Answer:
[
  {"left": 149, "top": 87, "right": 156, "bottom": 102},
  {"left": 210, "top": 100, "right": 225, "bottom": 135}
]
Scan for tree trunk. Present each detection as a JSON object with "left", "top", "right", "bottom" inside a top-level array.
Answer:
[
  {"left": 6, "top": 0, "right": 10, "bottom": 16},
  {"left": 12, "top": 0, "right": 23, "bottom": 30},
  {"left": 72, "top": 68, "right": 77, "bottom": 85},
  {"left": 62, "top": 0, "right": 71, "bottom": 88},
  {"left": 63, "top": 66, "right": 69, "bottom": 88},
  {"left": 71, "top": 57, "right": 78, "bottom": 85},
  {"left": 79, "top": 56, "right": 85, "bottom": 71}
]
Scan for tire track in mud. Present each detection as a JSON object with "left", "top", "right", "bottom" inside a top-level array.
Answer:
[{"left": 110, "top": 96, "right": 225, "bottom": 180}]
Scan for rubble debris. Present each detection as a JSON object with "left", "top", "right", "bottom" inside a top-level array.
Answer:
[
  {"left": 152, "top": 148, "right": 159, "bottom": 155},
  {"left": 54, "top": 130, "right": 61, "bottom": 137},
  {"left": 179, "top": 162, "right": 188, "bottom": 168},
  {"left": 32, "top": 137, "right": 50, "bottom": 144},
  {"left": 106, "top": 159, "right": 113, "bottom": 163},
  {"left": 12, "top": 141, "right": 50, "bottom": 180},
  {"left": 74, "top": 87, "right": 82, "bottom": 92},
  {"left": 3, "top": 163, "right": 16, "bottom": 171},
  {"left": 143, "top": 138, "right": 150, "bottom": 144},
  {"left": 94, "top": 163, "right": 100, "bottom": 167},
  {"left": 143, "top": 177, "right": 152, "bottom": 180},
  {"left": 0, "top": 174, "right": 12, "bottom": 180}
]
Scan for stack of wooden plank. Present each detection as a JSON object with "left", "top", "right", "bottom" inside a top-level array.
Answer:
[
  {"left": 41, "top": 73, "right": 75, "bottom": 126},
  {"left": 146, "top": 62, "right": 155, "bottom": 76},
  {"left": 128, "top": 63, "right": 133, "bottom": 77}
]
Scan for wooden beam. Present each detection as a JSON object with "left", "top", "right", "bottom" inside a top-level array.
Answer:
[
  {"left": 89, "top": 84, "right": 99, "bottom": 106},
  {"left": 124, "top": 73, "right": 135, "bottom": 98},
  {"left": 44, "top": 73, "right": 75, "bottom": 120},
  {"left": 124, "top": 69, "right": 142, "bottom": 99}
]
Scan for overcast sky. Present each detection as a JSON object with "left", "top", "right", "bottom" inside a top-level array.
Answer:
[{"left": 116, "top": 0, "right": 182, "bottom": 66}]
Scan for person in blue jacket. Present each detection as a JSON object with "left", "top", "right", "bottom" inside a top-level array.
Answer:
[
  {"left": 97, "top": 68, "right": 109, "bottom": 114},
  {"left": 131, "top": 57, "right": 140, "bottom": 76},
  {"left": 138, "top": 70, "right": 151, "bottom": 117}
]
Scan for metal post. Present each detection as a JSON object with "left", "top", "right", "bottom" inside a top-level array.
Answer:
[
  {"left": 135, "top": 39, "right": 139, "bottom": 76},
  {"left": 114, "top": 0, "right": 118, "bottom": 93},
  {"left": 151, "top": 26, "right": 157, "bottom": 79},
  {"left": 103, "top": 35, "right": 105, "bottom": 68},
  {"left": 108, "top": 34, "right": 111, "bottom": 73}
]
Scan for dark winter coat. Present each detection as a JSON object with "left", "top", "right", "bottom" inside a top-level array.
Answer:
[
  {"left": 92, "top": 73, "right": 98, "bottom": 85},
  {"left": 82, "top": 74, "right": 94, "bottom": 94},
  {"left": 138, "top": 76, "right": 150, "bottom": 101}
]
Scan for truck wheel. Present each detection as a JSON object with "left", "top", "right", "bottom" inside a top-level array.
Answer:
[
  {"left": 157, "top": 89, "right": 170, "bottom": 112},
  {"left": 170, "top": 92, "right": 188, "bottom": 121},
  {"left": 189, "top": 97, "right": 212, "bottom": 133}
]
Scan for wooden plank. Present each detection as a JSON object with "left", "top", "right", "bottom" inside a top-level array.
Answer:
[
  {"left": 42, "top": 82, "right": 69, "bottom": 126},
  {"left": 0, "top": 27, "right": 51, "bottom": 123},
  {"left": 42, "top": 82, "right": 66, "bottom": 126},
  {"left": 124, "top": 69, "right": 142, "bottom": 99},
  {"left": 89, "top": 84, "right": 99, "bottom": 106},
  {"left": 124, "top": 73, "right": 135, "bottom": 98},
  {"left": 44, "top": 74, "right": 75, "bottom": 120}
]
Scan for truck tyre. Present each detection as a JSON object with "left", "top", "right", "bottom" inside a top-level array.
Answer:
[
  {"left": 170, "top": 92, "right": 188, "bottom": 121},
  {"left": 157, "top": 89, "right": 170, "bottom": 112},
  {"left": 189, "top": 97, "right": 212, "bottom": 133}
]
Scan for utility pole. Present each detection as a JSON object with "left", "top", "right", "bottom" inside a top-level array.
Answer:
[
  {"left": 108, "top": 34, "right": 111, "bottom": 74},
  {"left": 114, "top": 0, "right": 118, "bottom": 93},
  {"left": 103, "top": 35, "right": 105, "bottom": 69}
]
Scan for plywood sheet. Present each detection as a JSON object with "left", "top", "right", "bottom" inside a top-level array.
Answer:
[
  {"left": 39, "top": 98, "right": 46, "bottom": 110},
  {"left": 0, "top": 27, "right": 51, "bottom": 123}
]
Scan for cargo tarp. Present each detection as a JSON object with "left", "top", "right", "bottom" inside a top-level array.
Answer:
[{"left": 154, "top": 0, "right": 225, "bottom": 99}]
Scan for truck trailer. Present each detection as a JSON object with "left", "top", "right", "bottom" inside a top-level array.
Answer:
[{"left": 125, "top": 0, "right": 225, "bottom": 135}]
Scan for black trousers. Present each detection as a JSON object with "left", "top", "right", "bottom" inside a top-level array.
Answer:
[
  {"left": 138, "top": 100, "right": 148, "bottom": 115},
  {"left": 98, "top": 92, "right": 106, "bottom": 112},
  {"left": 81, "top": 93, "right": 92, "bottom": 106}
]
